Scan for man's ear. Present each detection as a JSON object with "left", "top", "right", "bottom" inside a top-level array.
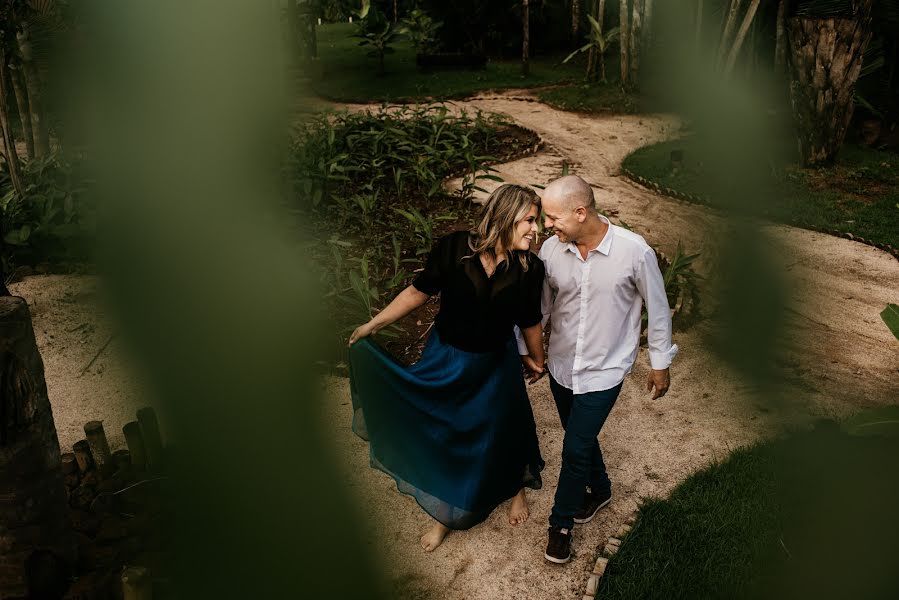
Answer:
[{"left": 575, "top": 206, "right": 587, "bottom": 222}]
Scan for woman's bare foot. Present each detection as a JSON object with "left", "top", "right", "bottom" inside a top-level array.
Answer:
[
  {"left": 420, "top": 522, "right": 450, "bottom": 552},
  {"left": 508, "top": 488, "right": 529, "bottom": 525}
]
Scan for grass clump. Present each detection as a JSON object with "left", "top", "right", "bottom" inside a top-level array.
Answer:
[
  {"left": 600, "top": 419, "right": 899, "bottom": 599},
  {"left": 622, "top": 137, "right": 899, "bottom": 249}
]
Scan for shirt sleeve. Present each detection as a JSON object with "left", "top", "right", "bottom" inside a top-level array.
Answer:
[
  {"left": 515, "top": 256, "right": 545, "bottom": 329},
  {"left": 635, "top": 246, "right": 679, "bottom": 370},
  {"left": 411, "top": 235, "right": 448, "bottom": 295}
]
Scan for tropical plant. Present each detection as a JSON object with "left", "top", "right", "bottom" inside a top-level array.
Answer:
[
  {"left": 352, "top": 2, "right": 403, "bottom": 75},
  {"left": 882, "top": 303, "right": 899, "bottom": 340},
  {"left": 398, "top": 8, "right": 442, "bottom": 54},
  {"left": 564, "top": 16, "right": 620, "bottom": 82}
]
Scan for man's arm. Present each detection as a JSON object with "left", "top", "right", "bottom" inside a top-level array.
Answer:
[{"left": 635, "top": 246, "right": 679, "bottom": 399}]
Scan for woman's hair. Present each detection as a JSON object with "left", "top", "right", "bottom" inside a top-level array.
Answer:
[{"left": 468, "top": 184, "right": 540, "bottom": 270}]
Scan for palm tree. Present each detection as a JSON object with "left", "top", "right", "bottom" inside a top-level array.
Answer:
[
  {"left": 0, "top": 296, "right": 76, "bottom": 598},
  {"left": 787, "top": 0, "right": 876, "bottom": 165}
]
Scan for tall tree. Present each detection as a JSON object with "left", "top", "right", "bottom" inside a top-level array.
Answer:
[
  {"left": 523, "top": 0, "right": 531, "bottom": 76},
  {"left": 572, "top": 0, "right": 581, "bottom": 42},
  {"left": 774, "top": 0, "right": 787, "bottom": 73},
  {"left": 723, "top": 0, "right": 760, "bottom": 76},
  {"left": 15, "top": 21, "right": 49, "bottom": 158},
  {"left": 787, "top": 0, "right": 875, "bottom": 165},
  {"left": 7, "top": 63, "right": 33, "bottom": 160},
  {"left": 619, "top": 0, "right": 630, "bottom": 87},
  {"left": 628, "top": 0, "right": 644, "bottom": 85},
  {"left": 0, "top": 50, "right": 24, "bottom": 198},
  {"left": 718, "top": 0, "right": 743, "bottom": 67}
]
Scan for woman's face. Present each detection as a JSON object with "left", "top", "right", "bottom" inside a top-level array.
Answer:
[{"left": 511, "top": 204, "right": 540, "bottom": 251}]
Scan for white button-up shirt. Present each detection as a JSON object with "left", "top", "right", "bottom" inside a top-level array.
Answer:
[{"left": 519, "top": 216, "right": 678, "bottom": 394}]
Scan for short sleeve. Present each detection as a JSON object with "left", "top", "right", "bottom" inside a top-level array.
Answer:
[
  {"left": 516, "top": 255, "right": 545, "bottom": 328},
  {"left": 412, "top": 235, "right": 451, "bottom": 295}
]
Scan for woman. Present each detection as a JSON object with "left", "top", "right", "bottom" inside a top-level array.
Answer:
[{"left": 348, "top": 184, "right": 546, "bottom": 552}]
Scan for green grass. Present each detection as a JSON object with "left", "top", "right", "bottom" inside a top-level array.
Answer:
[
  {"left": 534, "top": 80, "right": 642, "bottom": 114},
  {"left": 622, "top": 137, "right": 899, "bottom": 249},
  {"left": 308, "top": 23, "right": 585, "bottom": 102},
  {"left": 600, "top": 420, "right": 899, "bottom": 599}
]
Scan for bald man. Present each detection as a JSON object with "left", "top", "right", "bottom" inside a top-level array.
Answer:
[{"left": 519, "top": 176, "right": 678, "bottom": 564}]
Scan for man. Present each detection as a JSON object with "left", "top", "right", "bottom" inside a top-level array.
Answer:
[{"left": 519, "top": 175, "right": 678, "bottom": 564}]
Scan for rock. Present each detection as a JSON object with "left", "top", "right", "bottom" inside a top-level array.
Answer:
[
  {"left": 593, "top": 557, "right": 608, "bottom": 576},
  {"left": 586, "top": 574, "right": 600, "bottom": 596}
]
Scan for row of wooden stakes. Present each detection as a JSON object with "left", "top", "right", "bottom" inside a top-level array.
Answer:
[{"left": 60, "top": 407, "right": 165, "bottom": 483}]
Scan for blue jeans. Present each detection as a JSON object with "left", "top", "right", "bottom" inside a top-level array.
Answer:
[{"left": 549, "top": 374, "right": 623, "bottom": 529}]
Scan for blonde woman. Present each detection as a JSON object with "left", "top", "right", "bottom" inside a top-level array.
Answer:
[{"left": 348, "top": 184, "right": 546, "bottom": 552}]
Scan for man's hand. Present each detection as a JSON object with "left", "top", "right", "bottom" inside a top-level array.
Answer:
[
  {"left": 521, "top": 355, "right": 546, "bottom": 385},
  {"left": 646, "top": 368, "right": 670, "bottom": 400}
]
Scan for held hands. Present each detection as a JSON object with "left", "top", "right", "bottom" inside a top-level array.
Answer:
[
  {"left": 348, "top": 322, "right": 377, "bottom": 346},
  {"left": 646, "top": 368, "right": 670, "bottom": 400},
  {"left": 521, "top": 355, "right": 546, "bottom": 385}
]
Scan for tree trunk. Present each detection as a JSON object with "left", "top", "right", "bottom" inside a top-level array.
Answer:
[
  {"left": 787, "top": 9, "right": 874, "bottom": 166},
  {"left": 522, "top": 0, "right": 531, "bottom": 76},
  {"left": 644, "top": 0, "right": 653, "bottom": 49},
  {"left": 285, "top": 0, "right": 298, "bottom": 64},
  {"left": 597, "top": 0, "right": 605, "bottom": 30},
  {"left": 572, "top": 0, "right": 581, "bottom": 42},
  {"left": 16, "top": 24, "right": 50, "bottom": 158},
  {"left": 0, "top": 297, "right": 76, "bottom": 598},
  {"left": 774, "top": 0, "right": 787, "bottom": 73},
  {"left": 8, "top": 64, "right": 34, "bottom": 161},
  {"left": 619, "top": 0, "right": 630, "bottom": 87},
  {"left": 723, "top": 0, "right": 760, "bottom": 76},
  {"left": 629, "top": 0, "right": 644, "bottom": 87},
  {"left": 0, "top": 55, "right": 24, "bottom": 197},
  {"left": 717, "top": 0, "right": 743, "bottom": 67},
  {"left": 695, "top": 0, "right": 703, "bottom": 52},
  {"left": 393, "top": 0, "right": 398, "bottom": 23}
]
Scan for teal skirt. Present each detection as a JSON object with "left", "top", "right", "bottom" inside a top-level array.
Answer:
[{"left": 349, "top": 330, "right": 544, "bottom": 530}]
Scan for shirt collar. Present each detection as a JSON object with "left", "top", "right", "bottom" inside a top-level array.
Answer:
[{"left": 564, "top": 215, "right": 614, "bottom": 257}]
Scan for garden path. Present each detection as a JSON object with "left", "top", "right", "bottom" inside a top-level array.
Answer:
[
  {"left": 6, "top": 91, "right": 897, "bottom": 600},
  {"left": 325, "top": 91, "right": 899, "bottom": 599}
]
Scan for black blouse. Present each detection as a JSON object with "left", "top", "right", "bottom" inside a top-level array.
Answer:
[{"left": 412, "top": 231, "right": 545, "bottom": 353}]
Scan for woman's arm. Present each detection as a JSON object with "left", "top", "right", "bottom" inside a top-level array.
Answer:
[
  {"left": 348, "top": 285, "right": 431, "bottom": 345},
  {"left": 520, "top": 323, "right": 545, "bottom": 384}
]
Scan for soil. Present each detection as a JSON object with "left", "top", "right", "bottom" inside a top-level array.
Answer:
[{"left": 9, "top": 90, "right": 899, "bottom": 600}]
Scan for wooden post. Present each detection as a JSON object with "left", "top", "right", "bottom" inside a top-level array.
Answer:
[
  {"left": 122, "top": 421, "right": 147, "bottom": 470},
  {"left": 72, "top": 440, "right": 94, "bottom": 473},
  {"left": 0, "top": 297, "right": 75, "bottom": 597},
  {"left": 112, "top": 449, "right": 132, "bottom": 473},
  {"left": 84, "top": 421, "right": 113, "bottom": 475},
  {"left": 60, "top": 453, "right": 78, "bottom": 475},
  {"left": 137, "top": 407, "right": 164, "bottom": 471},
  {"left": 121, "top": 566, "right": 152, "bottom": 600}
]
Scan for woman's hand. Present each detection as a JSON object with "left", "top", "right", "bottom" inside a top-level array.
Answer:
[
  {"left": 348, "top": 322, "right": 377, "bottom": 346},
  {"left": 521, "top": 355, "right": 546, "bottom": 385}
]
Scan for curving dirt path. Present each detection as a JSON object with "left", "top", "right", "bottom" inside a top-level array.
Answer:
[
  {"left": 9, "top": 91, "right": 897, "bottom": 600},
  {"left": 324, "top": 91, "right": 899, "bottom": 599}
]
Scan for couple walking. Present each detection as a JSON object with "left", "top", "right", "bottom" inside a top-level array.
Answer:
[{"left": 348, "top": 176, "right": 677, "bottom": 563}]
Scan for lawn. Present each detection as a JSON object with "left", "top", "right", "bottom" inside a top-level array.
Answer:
[
  {"left": 308, "top": 23, "right": 585, "bottom": 102},
  {"left": 622, "top": 137, "right": 899, "bottom": 250},
  {"left": 599, "top": 413, "right": 899, "bottom": 599}
]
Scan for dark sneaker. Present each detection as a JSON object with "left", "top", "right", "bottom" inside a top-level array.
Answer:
[
  {"left": 574, "top": 489, "right": 612, "bottom": 524},
  {"left": 545, "top": 526, "right": 572, "bottom": 564}
]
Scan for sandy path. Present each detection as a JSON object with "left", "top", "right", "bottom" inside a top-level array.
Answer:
[
  {"left": 325, "top": 92, "right": 899, "bottom": 599},
  {"left": 9, "top": 91, "right": 897, "bottom": 600}
]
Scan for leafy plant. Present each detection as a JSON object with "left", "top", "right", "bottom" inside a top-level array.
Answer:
[
  {"left": 352, "top": 3, "right": 402, "bottom": 75},
  {"left": 563, "top": 17, "right": 620, "bottom": 83},
  {"left": 882, "top": 303, "right": 899, "bottom": 340},
  {"left": 1, "top": 152, "right": 93, "bottom": 273},
  {"left": 398, "top": 8, "right": 442, "bottom": 54},
  {"left": 662, "top": 242, "right": 703, "bottom": 330}
]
